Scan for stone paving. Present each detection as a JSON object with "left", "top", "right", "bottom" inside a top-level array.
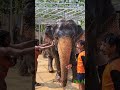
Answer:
[{"left": 5, "top": 54, "right": 78, "bottom": 90}]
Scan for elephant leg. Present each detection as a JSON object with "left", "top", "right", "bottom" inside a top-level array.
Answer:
[
  {"left": 54, "top": 61, "right": 61, "bottom": 82},
  {"left": 70, "top": 52, "right": 77, "bottom": 82},
  {"left": 42, "top": 50, "right": 47, "bottom": 58},
  {"left": 71, "top": 66, "right": 77, "bottom": 81},
  {"left": 48, "top": 56, "right": 54, "bottom": 73},
  {"left": 53, "top": 52, "right": 61, "bottom": 81}
]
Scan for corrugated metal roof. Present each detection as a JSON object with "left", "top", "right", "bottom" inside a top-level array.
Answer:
[{"left": 35, "top": 0, "right": 85, "bottom": 28}]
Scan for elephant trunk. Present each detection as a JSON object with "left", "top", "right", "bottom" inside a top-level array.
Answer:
[{"left": 58, "top": 36, "right": 72, "bottom": 87}]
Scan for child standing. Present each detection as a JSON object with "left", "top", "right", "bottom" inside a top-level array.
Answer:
[
  {"left": 76, "top": 40, "right": 85, "bottom": 90},
  {"left": 66, "top": 40, "right": 85, "bottom": 90}
]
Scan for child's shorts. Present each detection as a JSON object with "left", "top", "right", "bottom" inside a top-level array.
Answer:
[{"left": 76, "top": 73, "right": 85, "bottom": 84}]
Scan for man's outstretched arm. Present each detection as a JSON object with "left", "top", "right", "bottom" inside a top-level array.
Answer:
[
  {"left": 10, "top": 39, "right": 38, "bottom": 49},
  {"left": 0, "top": 47, "right": 35, "bottom": 57}
]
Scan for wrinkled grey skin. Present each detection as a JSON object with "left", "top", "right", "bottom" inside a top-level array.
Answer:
[
  {"left": 43, "top": 30, "right": 55, "bottom": 73},
  {"left": 45, "top": 19, "right": 83, "bottom": 87}
]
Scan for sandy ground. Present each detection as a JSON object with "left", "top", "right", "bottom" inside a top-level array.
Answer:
[
  {"left": 35, "top": 55, "right": 78, "bottom": 90},
  {"left": 6, "top": 55, "right": 78, "bottom": 90}
]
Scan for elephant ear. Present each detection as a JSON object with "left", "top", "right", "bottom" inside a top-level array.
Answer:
[
  {"left": 74, "top": 25, "right": 84, "bottom": 42},
  {"left": 52, "top": 24, "right": 58, "bottom": 40},
  {"left": 77, "top": 25, "right": 84, "bottom": 35}
]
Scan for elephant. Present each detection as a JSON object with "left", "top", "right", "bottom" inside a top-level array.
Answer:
[
  {"left": 43, "top": 25, "right": 55, "bottom": 73},
  {"left": 44, "top": 19, "right": 84, "bottom": 87}
]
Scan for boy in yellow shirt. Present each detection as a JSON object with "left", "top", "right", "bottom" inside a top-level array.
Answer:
[
  {"left": 76, "top": 40, "right": 85, "bottom": 90},
  {"left": 100, "top": 33, "right": 120, "bottom": 90}
]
